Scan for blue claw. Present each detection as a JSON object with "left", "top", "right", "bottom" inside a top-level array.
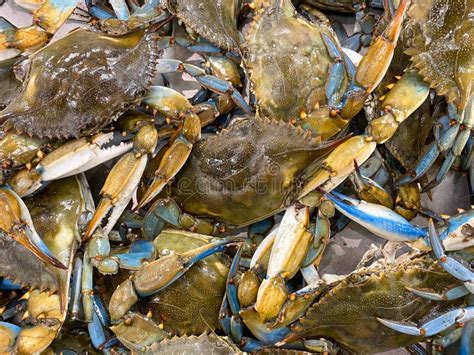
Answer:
[
  {"left": 88, "top": 294, "right": 115, "bottom": 350},
  {"left": 325, "top": 191, "right": 427, "bottom": 242},
  {"left": 378, "top": 306, "right": 474, "bottom": 337},
  {"left": 429, "top": 220, "right": 474, "bottom": 289}
]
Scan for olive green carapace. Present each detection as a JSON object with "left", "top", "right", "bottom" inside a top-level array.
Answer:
[
  {"left": 292, "top": 256, "right": 462, "bottom": 353},
  {"left": 168, "top": 0, "right": 240, "bottom": 50},
  {"left": 145, "top": 333, "right": 241, "bottom": 354},
  {"left": 404, "top": 0, "right": 473, "bottom": 107},
  {"left": 143, "top": 230, "right": 229, "bottom": 335},
  {"left": 0, "top": 29, "right": 157, "bottom": 139},
  {"left": 172, "top": 117, "right": 340, "bottom": 227},
  {"left": 244, "top": 0, "right": 348, "bottom": 121},
  {"left": 0, "top": 57, "right": 22, "bottom": 109}
]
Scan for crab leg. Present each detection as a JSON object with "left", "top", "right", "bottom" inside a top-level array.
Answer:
[
  {"left": 0, "top": 187, "right": 66, "bottom": 269},
  {"left": 406, "top": 284, "right": 470, "bottom": 302},
  {"left": 378, "top": 306, "right": 474, "bottom": 337},
  {"left": 397, "top": 97, "right": 474, "bottom": 189},
  {"left": 324, "top": 191, "right": 427, "bottom": 242},
  {"left": 428, "top": 219, "right": 474, "bottom": 293},
  {"left": 108, "top": 0, "right": 130, "bottom": 20},
  {"left": 155, "top": 59, "right": 251, "bottom": 113},
  {"left": 108, "top": 236, "right": 241, "bottom": 321},
  {"left": 84, "top": 125, "right": 158, "bottom": 240}
]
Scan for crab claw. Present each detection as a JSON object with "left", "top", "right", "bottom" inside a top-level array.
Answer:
[
  {"left": 428, "top": 219, "right": 474, "bottom": 293},
  {"left": 255, "top": 205, "right": 313, "bottom": 322},
  {"left": 84, "top": 125, "right": 158, "bottom": 240},
  {"left": 9, "top": 132, "right": 133, "bottom": 197},
  {"left": 324, "top": 191, "right": 427, "bottom": 242},
  {"left": 299, "top": 135, "right": 377, "bottom": 197},
  {"left": 355, "top": 0, "right": 408, "bottom": 92},
  {"left": 377, "top": 306, "right": 474, "bottom": 337},
  {"left": 109, "top": 236, "right": 241, "bottom": 321},
  {"left": 0, "top": 187, "right": 66, "bottom": 269},
  {"left": 83, "top": 152, "right": 148, "bottom": 240}
]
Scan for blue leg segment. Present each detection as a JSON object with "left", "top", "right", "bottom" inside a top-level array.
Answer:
[
  {"left": 406, "top": 284, "right": 470, "bottom": 301},
  {"left": 428, "top": 220, "right": 474, "bottom": 291},
  {"left": 398, "top": 99, "right": 473, "bottom": 189},
  {"left": 322, "top": 34, "right": 346, "bottom": 107},
  {"left": 156, "top": 59, "right": 251, "bottom": 114},
  {"left": 379, "top": 306, "right": 474, "bottom": 337}
]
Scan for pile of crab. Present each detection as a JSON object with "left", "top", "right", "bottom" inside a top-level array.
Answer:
[{"left": 0, "top": 0, "right": 473, "bottom": 353}]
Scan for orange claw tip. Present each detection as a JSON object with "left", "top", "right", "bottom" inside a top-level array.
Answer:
[
  {"left": 134, "top": 178, "right": 165, "bottom": 211},
  {"left": 383, "top": 0, "right": 409, "bottom": 42},
  {"left": 83, "top": 199, "right": 112, "bottom": 242},
  {"left": 14, "top": 230, "right": 67, "bottom": 270}
]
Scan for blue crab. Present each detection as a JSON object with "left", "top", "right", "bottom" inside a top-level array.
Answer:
[{"left": 0, "top": 176, "right": 92, "bottom": 353}]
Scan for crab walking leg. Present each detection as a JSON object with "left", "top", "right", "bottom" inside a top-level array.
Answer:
[
  {"left": 135, "top": 87, "right": 203, "bottom": 209},
  {"left": 378, "top": 306, "right": 474, "bottom": 337},
  {"left": 428, "top": 219, "right": 474, "bottom": 293},
  {"left": 108, "top": 236, "right": 241, "bottom": 321},
  {"left": 8, "top": 132, "right": 133, "bottom": 197},
  {"left": 0, "top": 0, "right": 80, "bottom": 53},
  {"left": 0, "top": 187, "right": 66, "bottom": 269},
  {"left": 398, "top": 96, "right": 474, "bottom": 189},
  {"left": 300, "top": 69, "right": 430, "bottom": 196},
  {"left": 255, "top": 205, "right": 313, "bottom": 322},
  {"left": 84, "top": 125, "right": 158, "bottom": 240},
  {"left": 406, "top": 284, "right": 471, "bottom": 302},
  {"left": 155, "top": 59, "right": 251, "bottom": 113}
]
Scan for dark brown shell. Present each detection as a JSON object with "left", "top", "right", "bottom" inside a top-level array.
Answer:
[
  {"left": 0, "top": 29, "right": 158, "bottom": 138},
  {"left": 404, "top": 0, "right": 473, "bottom": 107},
  {"left": 172, "top": 117, "right": 341, "bottom": 227},
  {"left": 168, "top": 0, "right": 240, "bottom": 50}
]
